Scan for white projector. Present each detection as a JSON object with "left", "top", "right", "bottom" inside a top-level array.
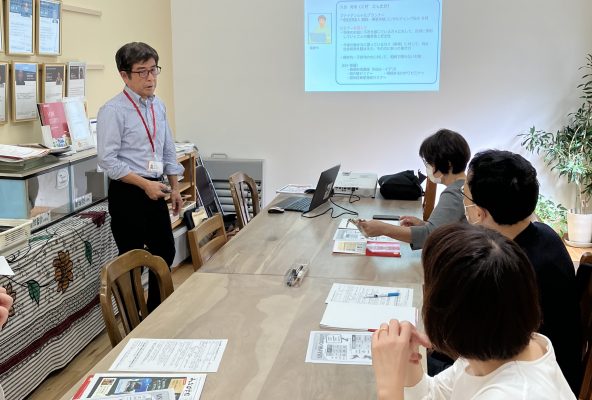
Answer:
[{"left": 334, "top": 172, "right": 378, "bottom": 198}]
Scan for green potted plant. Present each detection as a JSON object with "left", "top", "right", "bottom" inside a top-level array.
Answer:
[
  {"left": 534, "top": 194, "right": 567, "bottom": 236},
  {"left": 520, "top": 53, "right": 592, "bottom": 244}
]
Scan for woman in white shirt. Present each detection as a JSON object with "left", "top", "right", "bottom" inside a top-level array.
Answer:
[{"left": 371, "top": 223, "right": 576, "bottom": 400}]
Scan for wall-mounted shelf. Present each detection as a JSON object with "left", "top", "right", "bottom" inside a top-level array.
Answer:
[{"left": 63, "top": 4, "right": 101, "bottom": 17}]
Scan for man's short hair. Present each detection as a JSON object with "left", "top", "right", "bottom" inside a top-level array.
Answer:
[
  {"left": 468, "top": 150, "right": 539, "bottom": 225},
  {"left": 318, "top": 15, "right": 326, "bottom": 22},
  {"left": 115, "top": 42, "right": 159, "bottom": 74},
  {"left": 418, "top": 129, "right": 471, "bottom": 175},
  {"left": 422, "top": 223, "right": 541, "bottom": 361}
]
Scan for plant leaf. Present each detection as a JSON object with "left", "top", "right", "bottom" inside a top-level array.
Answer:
[
  {"left": 26, "top": 280, "right": 41, "bottom": 306},
  {"left": 29, "top": 235, "right": 54, "bottom": 243}
]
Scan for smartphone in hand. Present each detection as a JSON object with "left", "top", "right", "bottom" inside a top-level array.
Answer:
[{"left": 372, "top": 214, "right": 400, "bottom": 221}]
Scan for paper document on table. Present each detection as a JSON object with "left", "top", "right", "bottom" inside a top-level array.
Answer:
[
  {"left": 305, "top": 331, "right": 372, "bottom": 365},
  {"left": 333, "top": 229, "right": 397, "bottom": 242},
  {"left": 332, "top": 240, "right": 400, "bottom": 256},
  {"left": 332, "top": 240, "right": 366, "bottom": 254},
  {"left": 333, "top": 229, "right": 366, "bottom": 241},
  {"left": 110, "top": 339, "right": 227, "bottom": 373},
  {"left": 276, "top": 184, "right": 314, "bottom": 194},
  {"left": 320, "top": 302, "right": 417, "bottom": 330},
  {"left": 73, "top": 373, "right": 206, "bottom": 400},
  {"left": 325, "top": 283, "right": 413, "bottom": 307},
  {"left": 337, "top": 218, "right": 399, "bottom": 229},
  {"left": 85, "top": 389, "right": 176, "bottom": 400}
]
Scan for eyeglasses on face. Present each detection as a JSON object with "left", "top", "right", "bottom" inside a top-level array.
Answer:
[
  {"left": 128, "top": 66, "right": 161, "bottom": 78},
  {"left": 460, "top": 184, "right": 474, "bottom": 203}
]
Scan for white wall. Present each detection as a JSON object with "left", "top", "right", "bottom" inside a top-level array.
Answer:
[{"left": 171, "top": 0, "right": 592, "bottom": 207}]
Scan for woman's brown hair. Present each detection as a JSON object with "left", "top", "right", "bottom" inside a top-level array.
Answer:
[{"left": 422, "top": 223, "right": 541, "bottom": 361}]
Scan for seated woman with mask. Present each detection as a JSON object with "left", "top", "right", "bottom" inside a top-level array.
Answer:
[
  {"left": 358, "top": 129, "right": 470, "bottom": 249},
  {"left": 371, "top": 223, "right": 576, "bottom": 400}
]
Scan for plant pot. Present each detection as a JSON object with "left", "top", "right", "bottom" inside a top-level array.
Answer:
[{"left": 566, "top": 211, "right": 592, "bottom": 244}]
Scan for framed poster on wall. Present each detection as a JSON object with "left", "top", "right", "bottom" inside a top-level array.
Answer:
[
  {"left": 41, "top": 63, "right": 65, "bottom": 103},
  {"left": 6, "top": 0, "right": 35, "bottom": 55},
  {"left": 37, "top": 0, "right": 61, "bottom": 55},
  {"left": 0, "top": 63, "right": 8, "bottom": 123},
  {"left": 67, "top": 61, "right": 86, "bottom": 99},
  {"left": 0, "top": 4, "right": 5, "bottom": 53},
  {"left": 12, "top": 62, "right": 38, "bottom": 122}
]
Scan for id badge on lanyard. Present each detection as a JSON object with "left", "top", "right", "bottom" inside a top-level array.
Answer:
[
  {"left": 148, "top": 159, "right": 163, "bottom": 175},
  {"left": 123, "top": 90, "right": 162, "bottom": 175}
]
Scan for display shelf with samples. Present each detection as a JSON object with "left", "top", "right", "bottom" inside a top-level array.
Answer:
[{"left": 0, "top": 150, "right": 107, "bottom": 231}]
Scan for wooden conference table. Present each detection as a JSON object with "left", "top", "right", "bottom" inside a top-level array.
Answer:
[
  {"left": 201, "top": 195, "right": 424, "bottom": 282},
  {"left": 61, "top": 195, "right": 425, "bottom": 400}
]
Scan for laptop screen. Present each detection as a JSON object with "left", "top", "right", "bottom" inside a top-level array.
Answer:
[{"left": 308, "top": 164, "right": 340, "bottom": 212}]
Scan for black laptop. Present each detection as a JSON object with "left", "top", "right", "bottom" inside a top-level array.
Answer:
[{"left": 275, "top": 165, "right": 340, "bottom": 213}]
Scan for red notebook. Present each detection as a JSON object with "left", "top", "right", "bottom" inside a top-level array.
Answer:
[
  {"left": 38, "top": 102, "right": 71, "bottom": 146},
  {"left": 365, "top": 241, "right": 401, "bottom": 257}
]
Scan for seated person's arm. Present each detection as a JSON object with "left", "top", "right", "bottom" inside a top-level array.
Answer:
[{"left": 358, "top": 220, "right": 412, "bottom": 243}]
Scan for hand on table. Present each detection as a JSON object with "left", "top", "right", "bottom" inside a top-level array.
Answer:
[
  {"left": 357, "top": 220, "right": 392, "bottom": 237},
  {"left": 399, "top": 216, "right": 425, "bottom": 227}
]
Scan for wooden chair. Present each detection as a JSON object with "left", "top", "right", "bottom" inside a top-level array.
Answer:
[
  {"left": 187, "top": 213, "right": 228, "bottom": 271},
  {"left": 579, "top": 252, "right": 592, "bottom": 400},
  {"left": 229, "top": 171, "right": 260, "bottom": 229},
  {"left": 100, "top": 249, "right": 174, "bottom": 347},
  {"left": 422, "top": 179, "right": 437, "bottom": 221}
]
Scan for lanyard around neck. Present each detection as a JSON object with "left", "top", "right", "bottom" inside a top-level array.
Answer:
[{"left": 123, "top": 90, "right": 156, "bottom": 153}]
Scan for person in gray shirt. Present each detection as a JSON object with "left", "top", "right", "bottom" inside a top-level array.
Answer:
[{"left": 359, "top": 129, "right": 470, "bottom": 250}]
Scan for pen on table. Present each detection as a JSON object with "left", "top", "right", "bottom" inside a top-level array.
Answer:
[{"left": 364, "top": 292, "right": 400, "bottom": 298}]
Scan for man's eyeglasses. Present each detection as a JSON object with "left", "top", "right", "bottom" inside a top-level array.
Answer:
[{"left": 128, "top": 66, "right": 161, "bottom": 78}]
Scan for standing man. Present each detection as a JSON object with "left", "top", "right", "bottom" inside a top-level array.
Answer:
[{"left": 97, "top": 42, "right": 183, "bottom": 312}]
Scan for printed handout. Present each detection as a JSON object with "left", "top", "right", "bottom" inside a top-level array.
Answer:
[
  {"left": 305, "top": 331, "right": 372, "bottom": 365},
  {"left": 74, "top": 373, "right": 206, "bottom": 400},
  {"left": 325, "top": 283, "right": 413, "bottom": 307},
  {"left": 84, "top": 389, "right": 176, "bottom": 400},
  {"left": 110, "top": 339, "right": 227, "bottom": 373}
]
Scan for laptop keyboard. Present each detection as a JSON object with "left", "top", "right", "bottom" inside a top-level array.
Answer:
[
  {"left": 275, "top": 196, "right": 312, "bottom": 212},
  {"left": 286, "top": 197, "right": 312, "bottom": 211}
]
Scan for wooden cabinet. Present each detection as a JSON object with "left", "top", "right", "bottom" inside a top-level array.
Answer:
[{"left": 168, "top": 152, "right": 196, "bottom": 229}]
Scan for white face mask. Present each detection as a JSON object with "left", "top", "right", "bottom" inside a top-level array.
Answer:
[
  {"left": 426, "top": 164, "right": 442, "bottom": 184},
  {"left": 464, "top": 204, "right": 480, "bottom": 225}
]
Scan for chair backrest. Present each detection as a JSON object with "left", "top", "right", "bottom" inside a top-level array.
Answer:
[
  {"left": 579, "top": 252, "right": 592, "bottom": 400},
  {"left": 187, "top": 214, "right": 228, "bottom": 271},
  {"left": 229, "top": 171, "right": 260, "bottom": 229},
  {"left": 100, "top": 249, "right": 174, "bottom": 347},
  {"left": 422, "top": 179, "right": 437, "bottom": 221}
]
